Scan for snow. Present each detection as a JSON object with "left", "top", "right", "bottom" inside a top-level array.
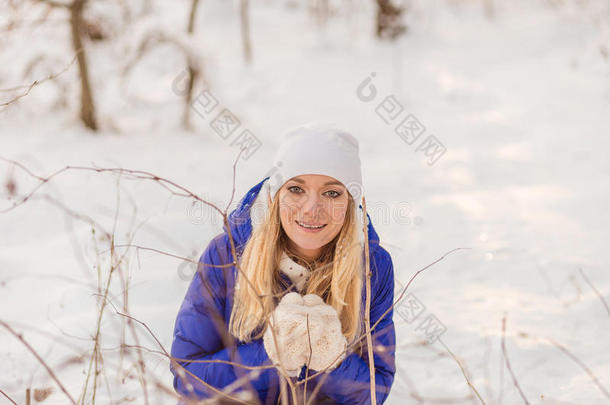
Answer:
[{"left": 1, "top": 0, "right": 610, "bottom": 403}]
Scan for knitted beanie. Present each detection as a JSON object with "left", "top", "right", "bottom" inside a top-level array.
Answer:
[{"left": 267, "top": 122, "right": 364, "bottom": 207}]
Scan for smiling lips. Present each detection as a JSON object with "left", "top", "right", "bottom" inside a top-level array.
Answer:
[{"left": 296, "top": 220, "right": 327, "bottom": 230}]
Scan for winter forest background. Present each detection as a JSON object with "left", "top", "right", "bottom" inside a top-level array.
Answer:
[{"left": 1, "top": 0, "right": 610, "bottom": 404}]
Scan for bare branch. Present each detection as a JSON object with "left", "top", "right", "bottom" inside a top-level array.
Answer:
[
  {"left": 362, "top": 196, "right": 377, "bottom": 404},
  {"left": 297, "top": 246, "right": 470, "bottom": 386},
  {"left": 0, "top": 319, "right": 77, "bottom": 404},
  {"left": 0, "top": 389, "right": 18, "bottom": 405},
  {"left": 578, "top": 268, "right": 610, "bottom": 318},
  {"left": 0, "top": 49, "right": 82, "bottom": 110},
  {"left": 517, "top": 330, "right": 610, "bottom": 400},
  {"left": 35, "top": 0, "right": 71, "bottom": 9},
  {"left": 501, "top": 315, "right": 530, "bottom": 405},
  {"left": 437, "top": 338, "right": 486, "bottom": 404}
]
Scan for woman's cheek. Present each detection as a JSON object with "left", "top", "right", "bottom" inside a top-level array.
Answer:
[
  {"left": 282, "top": 198, "right": 300, "bottom": 214},
  {"left": 331, "top": 203, "right": 347, "bottom": 224},
  {"left": 279, "top": 206, "right": 291, "bottom": 224},
  {"left": 335, "top": 214, "right": 346, "bottom": 228}
]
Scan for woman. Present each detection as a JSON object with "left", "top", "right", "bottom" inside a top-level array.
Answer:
[{"left": 170, "top": 123, "right": 396, "bottom": 404}]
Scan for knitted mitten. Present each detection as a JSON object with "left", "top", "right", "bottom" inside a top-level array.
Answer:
[
  {"left": 263, "top": 292, "right": 348, "bottom": 376},
  {"left": 263, "top": 292, "right": 310, "bottom": 377},
  {"left": 301, "top": 294, "right": 348, "bottom": 372}
]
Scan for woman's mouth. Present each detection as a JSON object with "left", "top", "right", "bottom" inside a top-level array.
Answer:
[{"left": 296, "top": 220, "right": 327, "bottom": 232}]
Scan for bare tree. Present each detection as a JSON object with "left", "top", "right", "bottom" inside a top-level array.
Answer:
[
  {"left": 375, "top": 0, "right": 406, "bottom": 40},
  {"left": 36, "top": 0, "right": 98, "bottom": 130},
  {"left": 70, "top": 0, "right": 97, "bottom": 130},
  {"left": 187, "top": 0, "right": 200, "bottom": 34},
  {"left": 310, "top": 0, "right": 330, "bottom": 27},
  {"left": 185, "top": 0, "right": 203, "bottom": 129},
  {"left": 240, "top": 0, "right": 253, "bottom": 64},
  {"left": 123, "top": 31, "right": 201, "bottom": 129}
]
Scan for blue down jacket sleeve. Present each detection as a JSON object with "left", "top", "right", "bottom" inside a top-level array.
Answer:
[
  {"left": 311, "top": 246, "right": 397, "bottom": 404},
  {"left": 169, "top": 235, "right": 279, "bottom": 403}
]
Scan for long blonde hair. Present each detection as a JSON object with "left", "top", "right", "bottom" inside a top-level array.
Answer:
[{"left": 228, "top": 188, "right": 364, "bottom": 344}]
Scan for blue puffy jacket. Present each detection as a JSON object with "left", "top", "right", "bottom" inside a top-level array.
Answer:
[{"left": 170, "top": 177, "right": 396, "bottom": 404}]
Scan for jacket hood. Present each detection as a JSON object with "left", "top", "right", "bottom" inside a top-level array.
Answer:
[{"left": 222, "top": 177, "right": 380, "bottom": 256}]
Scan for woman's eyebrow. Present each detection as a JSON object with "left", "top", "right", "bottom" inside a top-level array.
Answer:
[{"left": 290, "top": 178, "right": 343, "bottom": 187}]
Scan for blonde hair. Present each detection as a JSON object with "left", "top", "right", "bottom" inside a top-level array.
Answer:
[{"left": 228, "top": 189, "right": 364, "bottom": 345}]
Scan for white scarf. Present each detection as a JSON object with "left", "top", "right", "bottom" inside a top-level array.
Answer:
[{"left": 278, "top": 251, "right": 310, "bottom": 292}]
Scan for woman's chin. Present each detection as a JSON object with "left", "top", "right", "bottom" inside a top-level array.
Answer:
[
  {"left": 295, "top": 240, "right": 323, "bottom": 251},
  {"left": 290, "top": 235, "right": 324, "bottom": 251}
]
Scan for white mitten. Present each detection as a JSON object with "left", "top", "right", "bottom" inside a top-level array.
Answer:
[
  {"left": 263, "top": 292, "right": 310, "bottom": 377},
  {"left": 301, "top": 294, "right": 348, "bottom": 372},
  {"left": 263, "top": 292, "right": 348, "bottom": 376}
]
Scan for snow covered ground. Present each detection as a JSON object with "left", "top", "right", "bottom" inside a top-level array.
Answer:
[{"left": 1, "top": 0, "right": 610, "bottom": 403}]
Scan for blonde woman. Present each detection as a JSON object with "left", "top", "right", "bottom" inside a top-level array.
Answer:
[{"left": 170, "top": 124, "right": 396, "bottom": 404}]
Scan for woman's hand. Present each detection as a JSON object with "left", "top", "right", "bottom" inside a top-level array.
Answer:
[
  {"left": 263, "top": 292, "right": 347, "bottom": 377},
  {"left": 263, "top": 292, "right": 311, "bottom": 377},
  {"left": 300, "top": 294, "right": 348, "bottom": 373}
]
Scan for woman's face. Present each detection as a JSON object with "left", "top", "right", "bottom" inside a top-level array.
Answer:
[{"left": 278, "top": 174, "right": 349, "bottom": 261}]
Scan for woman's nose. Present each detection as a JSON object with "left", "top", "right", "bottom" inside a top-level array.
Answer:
[{"left": 301, "top": 194, "right": 323, "bottom": 216}]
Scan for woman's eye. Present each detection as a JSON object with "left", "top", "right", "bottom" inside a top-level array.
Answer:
[
  {"left": 287, "top": 186, "right": 341, "bottom": 198},
  {"left": 325, "top": 190, "right": 341, "bottom": 198}
]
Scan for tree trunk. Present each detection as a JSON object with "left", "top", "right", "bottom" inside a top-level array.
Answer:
[
  {"left": 315, "top": 0, "right": 329, "bottom": 26},
  {"left": 187, "top": 0, "right": 200, "bottom": 34},
  {"left": 183, "top": 64, "right": 199, "bottom": 130},
  {"left": 375, "top": 0, "right": 406, "bottom": 41},
  {"left": 240, "top": 0, "right": 252, "bottom": 64},
  {"left": 184, "top": 0, "right": 202, "bottom": 129},
  {"left": 70, "top": 0, "right": 98, "bottom": 130}
]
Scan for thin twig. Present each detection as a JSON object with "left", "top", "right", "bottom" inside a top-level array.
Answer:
[
  {"left": 0, "top": 49, "right": 82, "bottom": 110},
  {"left": 501, "top": 315, "right": 530, "bottom": 405},
  {"left": 35, "top": 0, "right": 71, "bottom": 8},
  {"left": 437, "top": 338, "right": 486, "bottom": 405},
  {"left": 0, "top": 156, "right": 272, "bottom": 402},
  {"left": 362, "top": 196, "right": 377, "bottom": 404},
  {"left": 578, "top": 268, "right": 610, "bottom": 318},
  {"left": 102, "top": 298, "right": 250, "bottom": 403},
  {"left": 517, "top": 330, "right": 610, "bottom": 400},
  {"left": 547, "top": 337, "right": 610, "bottom": 400},
  {"left": 298, "top": 247, "right": 470, "bottom": 385},
  {"left": 0, "top": 320, "right": 77, "bottom": 404},
  {"left": 304, "top": 313, "right": 313, "bottom": 404},
  {"left": 0, "top": 389, "right": 18, "bottom": 405}
]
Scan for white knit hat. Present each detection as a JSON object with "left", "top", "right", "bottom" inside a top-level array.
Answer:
[{"left": 267, "top": 122, "right": 364, "bottom": 207}]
